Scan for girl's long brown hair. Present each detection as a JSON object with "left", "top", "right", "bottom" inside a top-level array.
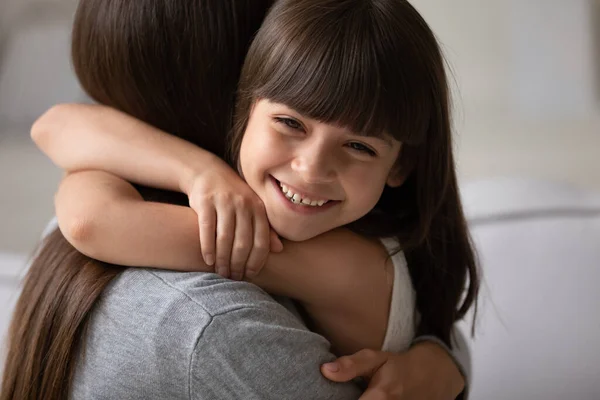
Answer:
[
  {"left": 1, "top": 1, "right": 273, "bottom": 398},
  {"left": 230, "top": 0, "right": 479, "bottom": 345}
]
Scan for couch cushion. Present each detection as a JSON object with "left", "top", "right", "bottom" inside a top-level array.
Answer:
[
  {"left": 462, "top": 177, "right": 600, "bottom": 224},
  {"left": 459, "top": 178, "right": 600, "bottom": 399}
]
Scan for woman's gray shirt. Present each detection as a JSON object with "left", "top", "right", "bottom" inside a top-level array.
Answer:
[{"left": 70, "top": 268, "right": 361, "bottom": 400}]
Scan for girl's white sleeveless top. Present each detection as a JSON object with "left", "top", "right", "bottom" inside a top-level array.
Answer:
[{"left": 380, "top": 238, "right": 416, "bottom": 352}]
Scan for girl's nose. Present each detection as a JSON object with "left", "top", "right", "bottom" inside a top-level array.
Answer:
[{"left": 290, "top": 144, "right": 337, "bottom": 184}]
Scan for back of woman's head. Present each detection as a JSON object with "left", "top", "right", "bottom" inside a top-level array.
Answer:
[
  {"left": 73, "top": 0, "right": 274, "bottom": 157},
  {"left": 1, "top": 1, "right": 273, "bottom": 399},
  {"left": 231, "top": 0, "right": 479, "bottom": 343}
]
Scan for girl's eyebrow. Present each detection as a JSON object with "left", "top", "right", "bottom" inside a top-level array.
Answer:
[
  {"left": 352, "top": 131, "right": 394, "bottom": 148},
  {"left": 376, "top": 137, "right": 394, "bottom": 148}
]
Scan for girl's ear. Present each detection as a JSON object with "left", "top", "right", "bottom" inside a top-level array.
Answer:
[
  {"left": 387, "top": 145, "right": 416, "bottom": 188},
  {"left": 386, "top": 156, "right": 407, "bottom": 187},
  {"left": 386, "top": 168, "right": 406, "bottom": 188}
]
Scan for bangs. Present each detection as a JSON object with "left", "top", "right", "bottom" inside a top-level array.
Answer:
[{"left": 243, "top": 0, "right": 437, "bottom": 145}]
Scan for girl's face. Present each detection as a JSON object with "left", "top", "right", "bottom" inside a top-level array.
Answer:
[{"left": 239, "top": 99, "right": 403, "bottom": 241}]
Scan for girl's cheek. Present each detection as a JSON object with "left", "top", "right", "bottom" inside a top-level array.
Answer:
[{"left": 263, "top": 129, "right": 289, "bottom": 153}]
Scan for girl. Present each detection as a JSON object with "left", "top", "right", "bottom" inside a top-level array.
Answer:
[
  {"left": 39, "top": 0, "right": 478, "bottom": 350},
  {"left": 5, "top": 0, "right": 475, "bottom": 398},
  {"left": 42, "top": 0, "right": 479, "bottom": 367}
]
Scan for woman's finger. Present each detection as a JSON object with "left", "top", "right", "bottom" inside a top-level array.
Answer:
[
  {"left": 229, "top": 207, "right": 253, "bottom": 280},
  {"left": 215, "top": 204, "right": 235, "bottom": 278},
  {"left": 359, "top": 386, "right": 398, "bottom": 400},
  {"left": 321, "top": 349, "right": 389, "bottom": 382},
  {"left": 197, "top": 204, "right": 217, "bottom": 268},
  {"left": 245, "top": 208, "right": 271, "bottom": 277}
]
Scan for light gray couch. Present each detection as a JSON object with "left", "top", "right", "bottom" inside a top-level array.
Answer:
[{"left": 458, "top": 178, "right": 600, "bottom": 399}]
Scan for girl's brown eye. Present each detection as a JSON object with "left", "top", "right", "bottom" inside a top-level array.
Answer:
[
  {"left": 274, "top": 117, "right": 303, "bottom": 131},
  {"left": 347, "top": 142, "right": 377, "bottom": 156}
]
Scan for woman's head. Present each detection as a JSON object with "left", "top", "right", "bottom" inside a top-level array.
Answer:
[
  {"left": 230, "top": 0, "right": 451, "bottom": 242},
  {"left": 72, "top": 0, "right": 274, "bottom": 157}
]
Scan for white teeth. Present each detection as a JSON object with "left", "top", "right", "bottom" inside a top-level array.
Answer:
[{"left": 278, "top": 181, "right": 329, "bottom": 207}]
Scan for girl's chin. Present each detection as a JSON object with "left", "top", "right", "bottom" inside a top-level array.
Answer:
[{"left": 271, "top": 225, "right": 325, "bottom": 242}]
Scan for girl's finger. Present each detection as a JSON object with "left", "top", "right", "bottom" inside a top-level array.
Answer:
[
  {"left": 215, "top": 205, "right": 235, "bottom": 278},
  {"left": 245, "top": 210, "right": 271, "bottom": 278},
  {"left": 229, "top": 207, "right": 253, "bottom": 281},
  {"left": 269, "top": 229, "right": 283, "bottom": 253},
  {"left": 197, "top": 205, "right": 217, "bottom": 268}
]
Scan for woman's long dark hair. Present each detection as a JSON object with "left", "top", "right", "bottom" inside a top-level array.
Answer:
[
  {"left": 1, "top": 1, "right": 273, "bottom": 399},
  {"left": 230, "top": 0, "right": 479, "bottom": 345}
]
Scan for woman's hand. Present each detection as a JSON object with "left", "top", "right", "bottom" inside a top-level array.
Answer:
[
  {"left": 321, "top": 343, "right": 465, "bottom": 399},
  {"left": 186, "top": 156, "right": 283, "bottom": 280}
]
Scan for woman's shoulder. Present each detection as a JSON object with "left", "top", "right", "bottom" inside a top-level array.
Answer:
[
  {"left": 74, "top": 269, "right": 307, "bottom": 397},
  {"left": 106, "top": 268, "right": 286, "bottom": 318}
]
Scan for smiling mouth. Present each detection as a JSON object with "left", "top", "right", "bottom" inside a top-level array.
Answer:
[{"left": 275, "top": 180, "right": 331, "bottom": 207}]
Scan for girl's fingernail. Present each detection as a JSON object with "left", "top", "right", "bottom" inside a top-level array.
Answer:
[
  {"left": 323, "top": 363, "right": 339, "bottom": 372},
  {"left": 205, "top": 255, "right": 214, "bottom": 266}
]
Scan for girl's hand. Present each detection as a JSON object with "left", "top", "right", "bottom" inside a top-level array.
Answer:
[
  {"left": 321, "top": 343, "right": 465, "bottom": 399},
  {"left": 186, "top": 157, "right": 283, "bottom": 280}
]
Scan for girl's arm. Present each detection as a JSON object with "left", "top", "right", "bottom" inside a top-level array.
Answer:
[
  {"left": 32, "top": 103, "right": 205, "bottom": 193},
  {"left": 55, "top": 171, "right": 205, "bottom": 271},
  {"left": 35, "top": 103, "right": 280, "bottom": 278},
  {"left": 56, "top": 170, "right": 392, "bottom": 355}
]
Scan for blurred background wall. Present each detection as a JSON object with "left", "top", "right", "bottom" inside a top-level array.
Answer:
[
  {"left": 413, "top": 0, "right": 599, "bottom": 190},
  {"left": 0, "top": 0, "right": 80, "bottom": 257}
]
